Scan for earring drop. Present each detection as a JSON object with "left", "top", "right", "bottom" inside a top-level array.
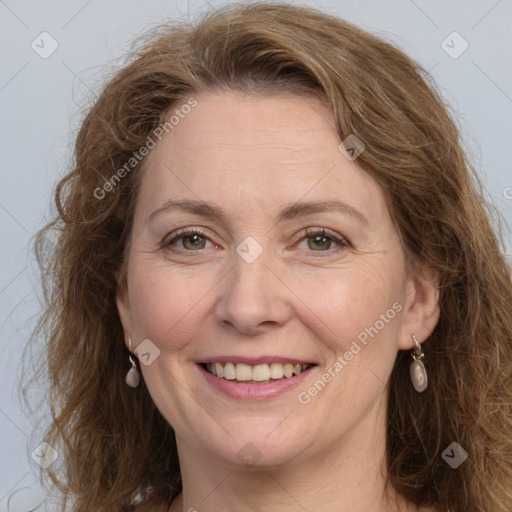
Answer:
[
  {"left": 410, "top": 334, "right": 428, "bottom": 393},
  {"left": 125, "top": 338, "right": 141, "bottom": 388}
]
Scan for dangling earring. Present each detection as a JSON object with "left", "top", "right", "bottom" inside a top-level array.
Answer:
[
  {"left": 125, "top": 338, "right": 140, "bottom": 388},
  {"left": 410, "top": 334, "right": 428, "bottom": 393}
]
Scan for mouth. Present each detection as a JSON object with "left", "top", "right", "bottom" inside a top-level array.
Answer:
[{"left": 200, "top": 361, "right": 315, "bottom": 384}]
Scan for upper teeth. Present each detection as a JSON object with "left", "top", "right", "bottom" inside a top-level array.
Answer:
[{"left": 206, "top": 362, "right": 311, "bottom": 382}]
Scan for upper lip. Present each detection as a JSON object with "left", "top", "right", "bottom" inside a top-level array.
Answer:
[{"left": 198, "top": 356, "right": 316, "bottom": 366}]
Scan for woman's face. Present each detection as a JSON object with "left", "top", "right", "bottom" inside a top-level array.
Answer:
[{"left": 117, "top": 91, "right": 438, "bottom": 470}]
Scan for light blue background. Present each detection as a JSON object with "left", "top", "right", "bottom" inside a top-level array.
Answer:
[{"left": 1, "top": 0, "right": 511, "bottom": 509}]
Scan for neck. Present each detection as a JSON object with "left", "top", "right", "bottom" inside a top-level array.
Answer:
[{"left": 170, "top": 399, "right": 418, "bottom": 512}]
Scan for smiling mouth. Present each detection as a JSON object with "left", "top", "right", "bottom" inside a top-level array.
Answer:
[{"left": 201, "top": 362, "right": 314, "bottom": 384}]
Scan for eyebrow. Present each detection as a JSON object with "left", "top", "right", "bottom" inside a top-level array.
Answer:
[
  {"left": 148, "top": 199, "right": 368, "bottom": 226},
  {"left": 148, "top": 199, "right": 224, "bottom": 223},
  {"left": 277, "top": 200, "right": 368, "bottom": 225}
]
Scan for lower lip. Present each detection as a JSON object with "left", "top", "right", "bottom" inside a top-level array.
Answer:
[{"left": 198, "top": 364, "right": 315, "bottom": 401}]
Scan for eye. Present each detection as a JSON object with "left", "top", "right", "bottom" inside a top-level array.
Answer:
[
  {"left": 162, "top": 228, "right": 214, "bottom": 251},
  {"left": 296, "top": 228, "right": 349, "bottom": 252}
]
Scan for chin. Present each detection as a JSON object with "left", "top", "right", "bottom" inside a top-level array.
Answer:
[{"left": 199, "top": 417, "right": 316, "bottom": 470}]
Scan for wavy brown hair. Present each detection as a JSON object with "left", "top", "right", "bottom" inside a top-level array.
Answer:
[{"left": 27, "top": 2, "right": 512, "bottom": 511}]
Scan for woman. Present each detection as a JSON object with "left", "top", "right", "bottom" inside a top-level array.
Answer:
[{"left": 30, "top": 2, "right": 512, "bottom": 511}]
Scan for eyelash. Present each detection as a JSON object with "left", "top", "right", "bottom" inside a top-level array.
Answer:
[
  {"left": 161, "top": 227, "right": 350, "bottom": 254},
  {"left": 161, "top": 228, "right": 214, "bottom": 252},
  {"left": 296, "top": 227, "right": 350, "bottom": 253}
]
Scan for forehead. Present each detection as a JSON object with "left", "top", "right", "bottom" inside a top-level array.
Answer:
[{"left": 136, "top": 91, "right": 388, "bottom": 224}]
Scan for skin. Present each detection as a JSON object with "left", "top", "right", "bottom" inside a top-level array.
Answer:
[{"left": 116, "top": 91, "right": 440, "bottom": 512}]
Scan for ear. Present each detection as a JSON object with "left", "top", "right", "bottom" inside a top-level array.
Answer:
[
  {"left": 397, "top": 263, "right": 440, "bottom": 350},
  {"left": 116, "top": 276, "right": 133, "bottom": 349}
]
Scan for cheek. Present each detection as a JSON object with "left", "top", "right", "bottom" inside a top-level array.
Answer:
[
  {"left": 128, "top": 262, "right": 218, "bottom": 350},
  {"left": 289, "top": 261, "right": 404, "bottom": 351}
]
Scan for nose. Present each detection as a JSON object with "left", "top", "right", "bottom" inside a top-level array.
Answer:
[{"left": 214, "top": 251, "right": 293, "bottom": 336}]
